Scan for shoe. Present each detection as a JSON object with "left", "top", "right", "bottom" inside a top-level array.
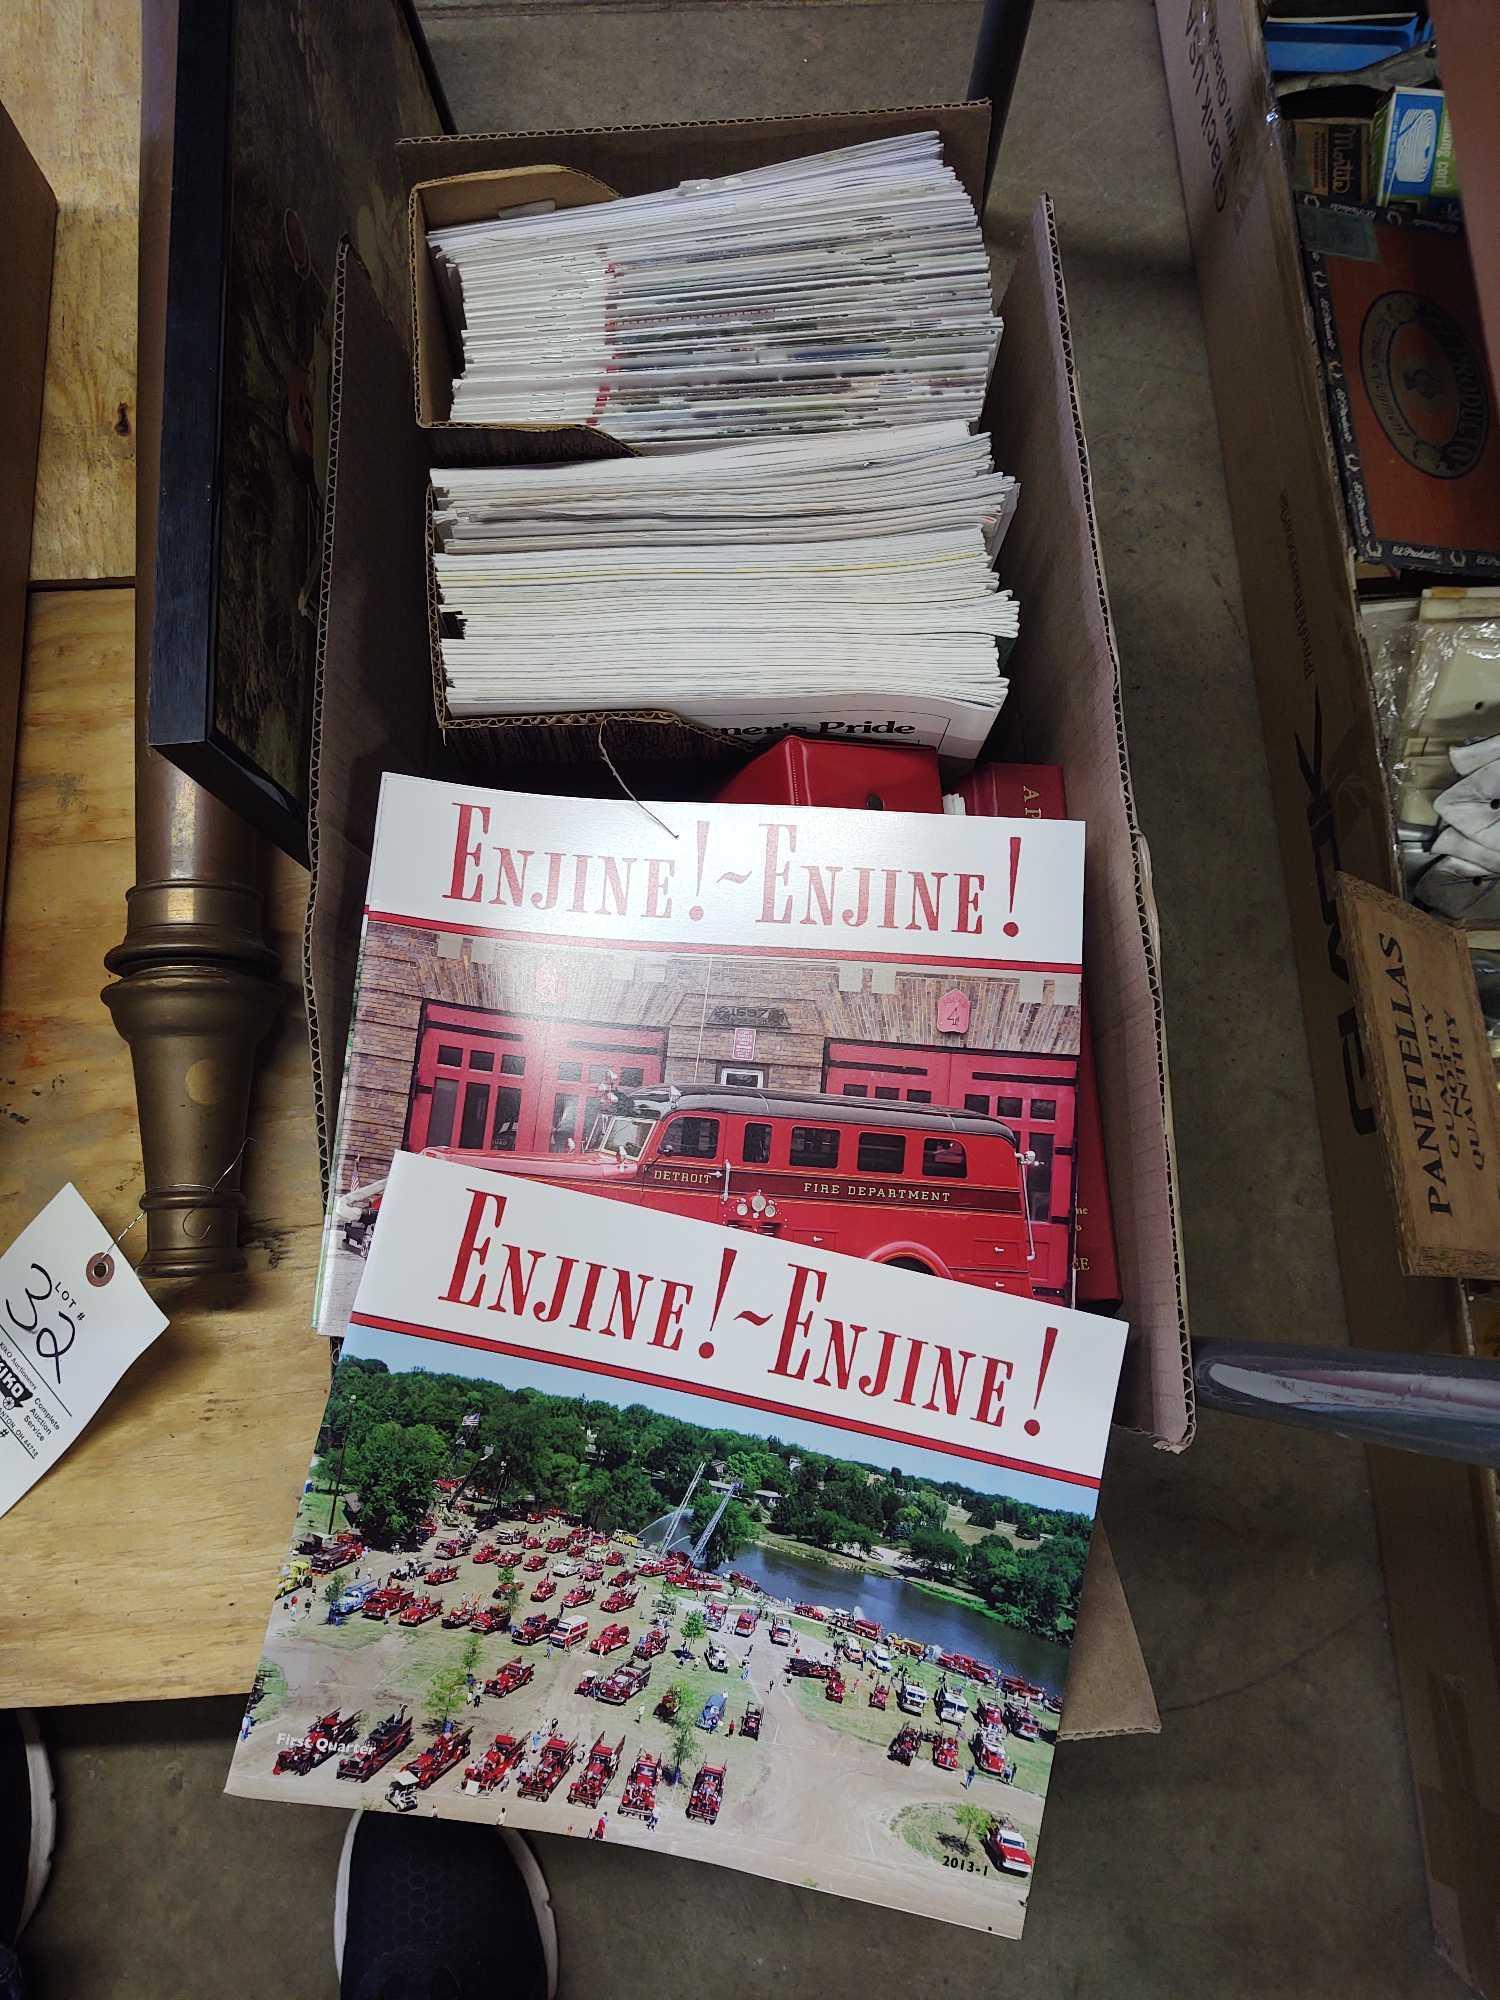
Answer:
[
  {"left": 0, "top": 1710, "right": 55, "bottom": 1997},
  {"left": 334, "top": 1810, "right": 556, "bottom": 2000}
]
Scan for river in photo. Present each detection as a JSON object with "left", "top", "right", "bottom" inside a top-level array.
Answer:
[{"left": 726, "top": 1540, "right": 1069, "bottom": 1694}]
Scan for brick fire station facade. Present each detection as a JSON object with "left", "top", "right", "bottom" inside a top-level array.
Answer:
[{"left": 338, "top": 919, "right": 1082, "bottom": 1229}]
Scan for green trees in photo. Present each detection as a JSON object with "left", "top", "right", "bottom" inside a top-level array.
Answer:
[
  {"left": 689, "top": 1495, "right": 754, "bottom": 1567},
  {"left": 427, "top": 1663, "right": 470, "bottom": 1727},
  {"left": 964, "top": 1526, "right": 1087, "bottom": 1637},
  {"left": 573, "top": 1462, "right": 659, "bottom": 1533},
  {"left": 908, "top": 1526, "right": 968, "bottom": 1578},
  {"left": 320, "top": 1352, "right": 1091, "bottom": 1640},
  {"left": 668, "top": 1715, "right": 699, "bottom": 1783},
  {"left": 722, "top": 1445, "right": 783, "bottom": 1495},
  {"left": 346, "top": 1420, "right": 447, "bottom": 1546},
  {"left": 807, "top": 1509, "right": 872, "bottom": 1555}
]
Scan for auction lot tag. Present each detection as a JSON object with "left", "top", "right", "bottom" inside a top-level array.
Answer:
[{"left": 0, "top": 1185, "right": 168, "bottom": 1520}]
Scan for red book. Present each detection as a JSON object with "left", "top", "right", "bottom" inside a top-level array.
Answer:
[
  {"left": 715, "top": 740, "right": 1103, "bottom": 1306},
  {"left": 956, "top": 764, "right": 1122, "bottom": 1311},
  {"left": 714, "top": 738, "right": 943, "bottom": 814}
]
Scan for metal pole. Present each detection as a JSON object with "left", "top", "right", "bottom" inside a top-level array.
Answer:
[
  {"left": 969, "top": 0, "right": 1038, "bottom": 207},
  {"left": 1192, "top": 1339, "right": 1500, "bottom": 1466},
  {"left": 110, "top": 0, "right": 284, "bottom": 1279}
]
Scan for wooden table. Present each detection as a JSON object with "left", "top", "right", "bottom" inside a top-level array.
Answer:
[
  {"left": 0, "top": 589, "right": 332, "bottom": 1703},
  {"left": 0, "top": 6, "right": 330, "bottom": 1705},
  {"left": 0, "top": 1, "right": 139, "bottom": 583}
]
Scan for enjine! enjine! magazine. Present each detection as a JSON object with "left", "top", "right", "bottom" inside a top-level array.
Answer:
[
  {"left": 314, "top": 774, "right": 1092, "bottom": 1347},
  {"left": 224, "top": 774, "right": 1127, "bottom": 1938},
  {"left": 229, "top": 1146, "right": 1125, "bottom": 1936}
]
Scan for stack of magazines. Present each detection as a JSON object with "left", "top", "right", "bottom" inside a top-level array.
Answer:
[
  {"left": 226, "top": 771, "right": 1127, "bottom": 1946},
  {"left": 429, "top": 132, "right": 1001, "bottom": 442},
  {"left": 432, "top": 420, "right": 1019, "bottom": 758}
]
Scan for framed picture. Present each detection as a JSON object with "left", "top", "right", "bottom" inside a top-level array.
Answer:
[{"left": 148, "top": 0, "right": 450, "bottom": 861}]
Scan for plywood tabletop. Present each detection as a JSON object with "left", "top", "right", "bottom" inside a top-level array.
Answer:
[
  {"left": 0, "top": 589, "right": 331, "bottom": 1705},
  {"left": 0, "top": 0, "right": 139, "bottom": 583}
]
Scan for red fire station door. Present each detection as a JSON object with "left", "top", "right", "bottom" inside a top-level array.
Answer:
[
  {"left": 407, "top": 1005, "right": 667, "bottom": 1156},
  {"left": 822, "top": 1040, "right": 1077, "bottom": 1225}
]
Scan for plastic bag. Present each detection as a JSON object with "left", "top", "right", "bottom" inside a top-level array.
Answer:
[{"left": 1391, "top": 619, "right": 1500, "bottom": 838}]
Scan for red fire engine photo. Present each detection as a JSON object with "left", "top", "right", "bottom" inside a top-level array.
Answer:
[{"left": 326, "top": 927, "right": 1082, "bottom": 1329}]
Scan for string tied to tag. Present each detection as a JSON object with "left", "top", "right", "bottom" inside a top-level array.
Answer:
[
  {"left": 87, "top": 1136, "right": 254, "bottom": 1288},
  {"left": 596, "top": 722, "right": 679, "bottom": 841},
  {"left": 87, "top": 1206, "right": 145, "bottom": 1289}
]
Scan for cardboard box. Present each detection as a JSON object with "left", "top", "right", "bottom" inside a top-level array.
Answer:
[
  {"left": 1153, "top": 1, "right": 1500, "bottom": 1988},
  {"left": 303, "top": 105, "right": 1191, "bottom": 1738}
]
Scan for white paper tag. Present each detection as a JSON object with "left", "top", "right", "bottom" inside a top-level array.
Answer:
[{"left": 0, "top": 1185, "right": 169, "bottom": 1520}]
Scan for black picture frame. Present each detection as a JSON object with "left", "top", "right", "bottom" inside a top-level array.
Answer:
[{"left": 148, "top": 0, "right": 452, "bottom": 864}]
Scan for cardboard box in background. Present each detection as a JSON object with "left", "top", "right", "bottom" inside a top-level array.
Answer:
[
  {"left": 1336, "top": 877, "right": 1500, "bottom": 1280},
  {"left": 1153, "top": 1, "right": 1500, "bottom": 1990},
  {"left": 302, "top": 105, "right": 1193, "bottom": 1734},
  {"left": 0, "top": 104, "right": 55, "bottom": 931}
]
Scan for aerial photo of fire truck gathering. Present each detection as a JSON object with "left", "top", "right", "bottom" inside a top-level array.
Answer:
[{"left": 230, "top": 1335, "right": 1092, "bottom": 1934}]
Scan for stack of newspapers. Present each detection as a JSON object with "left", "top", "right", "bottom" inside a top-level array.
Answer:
[
  {"left": 424, "top": 132, "right": 1018, "bottom": 762},
  {"left": 428, "top": 132, "right": 1001, "bottom": 444},
  {"left": 432, "top": 422, "right": 1019, "bottom": 760}
]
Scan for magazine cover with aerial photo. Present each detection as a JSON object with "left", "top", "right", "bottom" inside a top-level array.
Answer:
[
  {"left": 228, "top": 1152, "right": 1127, "bottom": 1936},
  {"left": 316, "top": 773, "right": 1090, "bottom": 1349}
]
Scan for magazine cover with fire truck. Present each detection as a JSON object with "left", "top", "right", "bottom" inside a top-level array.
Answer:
[
  {"left": 223, "top": 776, "right": 1126, "bottom": 1936},
  {"left": 227, "top": 1150, "right": 1127, "bottom": 1937},
  {"left": 315, "top": 772, "right": 1089, "bottom": 1350}
]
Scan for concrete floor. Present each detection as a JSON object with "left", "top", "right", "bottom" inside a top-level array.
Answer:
[{"left": 18, "top": 3, "right": 1472, "bottom": 1995}]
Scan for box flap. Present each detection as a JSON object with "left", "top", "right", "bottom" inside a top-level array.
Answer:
[
  {"left": 305, "top": 242, "right": 441, "bottom": 1172},
  {"left": 1058, "top": 1524, "right": 1160, "bottom": 1739},
  {"left": 989, "top": 198, "right": 1193, "bottom": 1449},
  {"left": 397, "top": 102, "right": 992, "bottom": 213}
]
